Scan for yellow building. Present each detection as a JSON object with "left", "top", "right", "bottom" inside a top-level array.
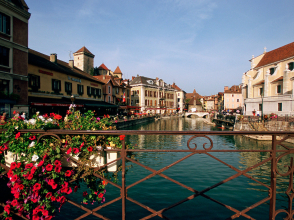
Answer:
[
  {"left": 28, "top": 49, "right": 118, "bottom": 116},
  {"left": 130, "top": 75, "right": 178, "bottom": 114},
  {"left": 242, "top": 42, "right": 294, "bottom": 116}
]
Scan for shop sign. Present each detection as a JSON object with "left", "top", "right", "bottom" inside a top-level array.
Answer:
[
  {"left": 90, "top": 83, "right": 99, "bottom": 87},
  {"left": 68, "top": 76, "right": 81, "bottom": 83},
  {"left": 31, "top": 103, "right": 84, "bottom": 107},
  {"left": 39, "top": 69, "right": 53, "bottom": 76}
]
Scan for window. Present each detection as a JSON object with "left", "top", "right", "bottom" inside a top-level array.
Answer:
[
  {"left": 177, "top": 98, "right": 180, "bottom": 102},
  {"left": 259, "top": 88, "right": 263, "bottom": 96},
  {"left": 127, "top": 90, "right": 129, "bottom": 96},
  {"left": 269, "top": 67, "right": 275, "bottom": 75},
  {"left": 145, "top": 90, "right": 148, "bottom": 96},
  {"left": 278, "top": 103, "right": 282, "bottom": 111},
  {"left": 0, "top": 46, "right": 9, "bottom": 66},
  {"left": 154, "top": 91, "right": 156, "bottom": 97},
  {"left": 150, "top": 100, "right": 152, "bottom": 106},
  {"left": 92, "top": 88, "right": 97, "bottom": 97},
  {"left": 0, "top": 12, "right": 10, "bottom": 35},
  {"left": 77, "top": 84, "right": 84, "bottom": 95},
  {"left": 52, "top": 79, "right": 61, "bottom": 92},
  {"left": 65, "top": 82, "right": 72, "bottom": 95},
  {"left": 232, "top": 98, "right": 234, "bottom": 102},
  {"left": 232, "top": 94, "right": 234, "bottom": 97},
  {"left": 288, "top": 62, "right": 294, "bottom": 71},
  {"left": 155, "top": 100, "right": 157, "bottom": 106},
  {"left": 108, "top": 86, "right": 111, "bottom": 94},
  {"left": 150, "top": 91, "right": 152, "bottom": 97},
  {"left": 116, "top": 88, "right": 119, "bottom": 94},
  {"left": 178, "top": 93, "right": 180, "bottom": 96},
  {"left": 108, "top": 96, "right": 111, "bottom": 103},
  {"left": 87, "top": 86, "right": 92, "bottom": 96},
  {"left": 237, "top": 99, "right": 239, "bottom": 102},
  {"left": 0, "top": 79, "right": 9, "bottom": 94},
  {"left": 259, "top": 104, "right": 262, "bottom": 111},
  {"left": 137, "top": 90, "right": 139, "bottom": 94},
  {"left": 28, "top": 74, "right": 40, "bottom": 91},
  {"left": 97, "top": 89, "right": 101, "bottom": 98},
  {"left": 145, "top": 100, "right": 147, "bottom": 106},
  {"left": 277, "top": 85, "right": 281, "bottom": 94}
]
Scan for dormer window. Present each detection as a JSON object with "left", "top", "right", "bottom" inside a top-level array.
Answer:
[{"left": 269, "top": 67, "right": 276, "bottom": 75}]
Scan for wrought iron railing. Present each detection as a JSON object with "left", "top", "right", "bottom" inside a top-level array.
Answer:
[{"left": 1, "top": 130, "right": 294, "bottom": 219}]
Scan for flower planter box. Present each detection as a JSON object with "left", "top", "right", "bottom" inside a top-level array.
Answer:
[{"left": 5, "top": 149, "right": 119, "bottom": 172}]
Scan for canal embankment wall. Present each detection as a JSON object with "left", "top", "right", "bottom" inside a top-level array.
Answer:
[
  {"left": 114, "top": 116, "right": 155, "bottom": 129},
  {"left": 234, "top": 117, "right": 294, "bottom": 142}
]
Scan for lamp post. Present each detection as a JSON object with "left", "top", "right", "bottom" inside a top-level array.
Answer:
[{"left": 71, "top": 95, "right": 75, "bottom": 112}]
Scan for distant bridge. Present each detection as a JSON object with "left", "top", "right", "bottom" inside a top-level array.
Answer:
[{"left": 185, "top": 112, "right": 209, "bottom": 118}]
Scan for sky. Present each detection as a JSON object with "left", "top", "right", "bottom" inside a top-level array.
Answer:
[{"left": 25, "top": 0, "right": 294, "bottom": 96}]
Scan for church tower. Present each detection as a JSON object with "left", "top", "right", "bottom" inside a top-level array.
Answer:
[{"left": 73, "top": 46, "right": 95, "bottom": 74}]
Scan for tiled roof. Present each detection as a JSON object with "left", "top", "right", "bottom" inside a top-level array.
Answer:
[
  {"left": 98, "top": 63, "right": 109, "bottom": 70},
  {"left": 224, "top": 85, "right": 242, "bottom": 93},
  {"left": 28, "top": 49, "right": 104, "bottom": 84},
  {"left": 113, "top": 66, "right": 122, "bottom": 74},
  {"left": 171, "top": 83, "right": 181, "bottom": 91},
  {"left": 93, "top": 75, "right": 120, "bottom": 87},
  {"left": 186, "top": 89, "right": 201, "bottom": 100},
  {"left": 255, "top": 42, "right": 294, "bottom": 68},
  {"left": 188, "top": 97, "right": 202, "bottom": 105},
  {"left": 74, "top": 46, "right": 94, "bottom": 56}
]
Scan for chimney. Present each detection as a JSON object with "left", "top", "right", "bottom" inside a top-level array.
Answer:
[
  {"left": 50, "top": 53, "right": 57, "bottom": 63},
  {"left": 156, "top": 77, "right": 159, "bottom": 80},
  {"left": 69, "top": 60, "right": 74, "bottom": 68},
  {"left": 224, "top": 86, "right": 229, "bottom": 92}
]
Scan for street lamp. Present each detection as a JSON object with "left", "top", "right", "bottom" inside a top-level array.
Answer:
[{"left": 71, "top": 95, "right": 76, "bottom": 112}]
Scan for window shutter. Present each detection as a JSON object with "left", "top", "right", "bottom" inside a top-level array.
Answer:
[{"left": 52, "top": 79, "right": 54, "bottom": 90}]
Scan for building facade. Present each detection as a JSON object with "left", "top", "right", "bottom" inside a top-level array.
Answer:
[
  {"left": 242, "top": 42, "right": 294, "bottom": 116},
  {"left": 171, "top": 83, "right": 186, "bottom": 113},
  {"left": 130, "top": 76, "right": 178, "bottom": 114},
  {"left": 0, "top": 0, "right": 30, "bottom": 116},
  {"left": 223, "top": 85, "right": 243, "bottom": 112},
  {"left": 28, "top": 49, "right": 118, "bottom": 116}
]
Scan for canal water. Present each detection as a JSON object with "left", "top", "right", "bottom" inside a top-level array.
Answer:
[{"left": 55, "top": 117, "right": 293, "bottom": 220}]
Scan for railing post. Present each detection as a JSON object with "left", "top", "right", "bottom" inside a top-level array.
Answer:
[
  {"left": 269, "top": 135, "right": 277, "bottom": 219},
  {"left": 121, "top": 137, "right": 126, "bottom": 220}
]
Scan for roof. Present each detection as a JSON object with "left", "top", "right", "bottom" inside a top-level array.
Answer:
[
  {"left": 73, "top": 46, "right": 94, "bottom": 56},
  {"left": 171, "top": 83, "right": 182, "bottom": 91},
  {"left": 28, "top": 49, "right": 104, "bottom": 84},
  {"left": 93, "top": 75, "right": 120, "bottom": 87},
  {"left": 224, "top": 85, "right": 242, "bottom": 93},
  {"left": 255, "top": 42, "right": 294, "bottom": 68},
  {"left": 97, "top": 63, "right": 109, "bottom": 71},
  {"left": 113, "top": 66, "right": 122, "bottom": 74},
  {"left": 188, "top": 97, "right": 202, "bottom": 105},
  {"left": 186, "top": 89, "right": 201, "bottom": 100}
]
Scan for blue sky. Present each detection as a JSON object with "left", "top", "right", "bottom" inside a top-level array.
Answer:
[{"left": 26, "top": 0, "right": 294, "bottom": 96}]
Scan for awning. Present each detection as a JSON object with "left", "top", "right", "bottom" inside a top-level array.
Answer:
[
  {"left": 31, "top": 103, "right": 84, "bottom": 107},
  {"left": 119, "top": 106, "right": 127, "bottom": 109},
  {"left": 85, "top": 103, "right": 118, "bottom": 108},
  {"left": 127, "top": 106, "right": 141, "bottom": 109}
]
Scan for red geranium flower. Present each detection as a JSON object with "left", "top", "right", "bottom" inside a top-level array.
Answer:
[
  {"left": 98, "top": 193, "right": 104, "bottom": 199},
  {"left": 102, "top": 180, "right": 108, "bottom": 185},
  {"left": 27, "top": 173, "right": 34, "bottom": 180},
  {"left": 119, "top": 135, "right": 125, "bottom": 140},
  {"left": 79, "top": 142, "right": 84, "bottom": 149},
  {"left": 87, "top": 146, "right": 93, "bottom": 152},
  {"left": 25, "top": 163, "right": 33, "bottom": 169},
  {"left": 49, "top": 113, "right": 55, "bottom": 117},
  {"left": 73, "top": 148, "right": 79, "bottom": 154},
  {"left": 55, "top": 166, "right": 61, "bottom": 173},
  {"left": 53, "top": 114, "right": 62, "bottom": 120},
  {"left": 11, "top": 199, "right": 18, "bottom": 206},
  {"left": 74, "top": 186, "right": 78, "bottom": 192},
  {"left": 46, "top": 164, "right": 53, "bottom": 171},
  {"left": 66, "top": 148, "right": 72, "bottom": 154},
  {"left": 7, "top": 170, "right": 13, "bottom": 178},
  {"left": 11, "top": 174, "right": 18, "bottom": 182},
  {"left": 83, "top": 191, "right": 88, "bottom": 197},
  {"left": 31, "top": 198, "right": 38, "bottom": 203},
  {"left": 6, "top": 216, "right": 13, "bottom": 220},
  {"left": 31, "top": 166, "right": 37, "bottom": 174},
  {"left": 19, "top": 184, "right": 24, "bottom": 190},
  {"left": 10, "top": 162, "right": 17, "bottom": 170},
  {"left": 15, "top": 132, "right": 21, "bottom": 139},
  {"left": 37, "top": 160, "right": 44, "bottom": 167},
  {"left": 33, "top": 183, "right": 41, "bottom": 191},
  {"left": 17, "top": 162, "right": 21, "bottom": 168},
  {"left": 29, "top": 136, "right": 36, "bottom": 141},
  {"left": 57, "top": 196, "right": 66, "bottom": 203},
  {"left": 43, "top": 210, "right": 49, "bottom": 216},
  {"left": 51, "top": 183, "right": 58, "bottom": 189},
  {"left": 45, "top": 192, "right": 52, "bottom": 198},
  {"left": 65, "top": 170, "right": 71, "bottom": 177},
  {"left": 54, "top": 160, "right": 61, "bottom": 166},
  {"left": 4, "top": 204, "right": 11, "bottom": 214},
  {"left": 51, "top": 196, "right": 56, "bottom": 202}
]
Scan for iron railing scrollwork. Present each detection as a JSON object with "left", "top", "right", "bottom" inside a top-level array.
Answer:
[{"left": 1, "top": 130, "right": 294, "bottom": 219}]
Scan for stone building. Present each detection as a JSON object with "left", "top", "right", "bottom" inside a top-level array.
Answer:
[
  {"left": 242, "top": 42, "right": 294, "bottom": 116},
  {"left": 0, "top": 0, "right": 30, "bottom": 116},
  {"left": 73, "top": 46, "right": 94, "bottom": 74}
]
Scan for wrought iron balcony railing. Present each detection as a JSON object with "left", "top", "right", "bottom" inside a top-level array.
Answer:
[{"left": 1, "top": 130, "right": 294, "bottom": 219}]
